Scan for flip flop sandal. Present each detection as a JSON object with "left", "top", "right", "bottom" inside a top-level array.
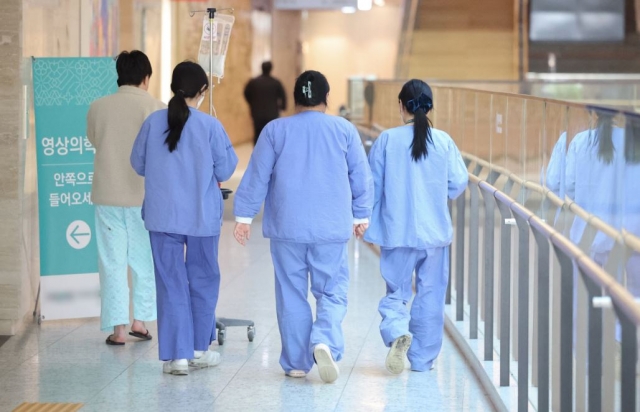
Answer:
[
  {"left": 106, "top": 335, "right": 125, "bottom": 346},
  {"left": 129, "top": 330, "right": 153, "bottom": 340}
]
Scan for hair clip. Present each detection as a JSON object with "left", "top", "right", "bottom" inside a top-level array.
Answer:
[{"left": 302, "top": 81, "right": 313, "bottom": 99}]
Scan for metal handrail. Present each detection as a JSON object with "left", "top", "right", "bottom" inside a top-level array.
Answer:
[
  {"left": 461, "top": 151, "right": 638, "bottom": 252},
  {"left": 479, "top": 176, "right": 640, "bottom": 412}
]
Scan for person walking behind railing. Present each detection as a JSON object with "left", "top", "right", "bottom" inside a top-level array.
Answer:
[{"left": 364, "top": 79, "right": 468, "bottom": 374}]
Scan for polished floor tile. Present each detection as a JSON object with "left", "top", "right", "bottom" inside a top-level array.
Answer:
[{"left": 0, "top": 203, "right": 493, "bottom": 411}]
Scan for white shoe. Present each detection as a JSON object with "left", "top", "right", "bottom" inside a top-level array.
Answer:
[
  {"left": 189, "top": 350, "right": 221, "bottom": 368},
  {"left": 386, "top": 335, "right": 412, "bottom": 375},
  {"left": 163, "top": 359, "right": 188, "bottom": 375},
  {"left": 286, "top": 370, "right": 307, "bottom": 378},
  {"left": 313, "top": 344, "right": 340, "bottom": 384}
]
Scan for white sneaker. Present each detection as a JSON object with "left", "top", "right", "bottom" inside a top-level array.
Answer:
[
  {"left": 163, "top": 359, "right": 188, "bottom": 375},
  {"left": 386, "top": 335, "right": 412, "bottom": 375},
  {"left": 189, "top": 350, "right": 221, "bottom": 368},
  {"left": 286, "top": 370, "right": 307, "bottom": 378},
  {"left": 313, "top": 344, "right": 340, "bottom": 384}
]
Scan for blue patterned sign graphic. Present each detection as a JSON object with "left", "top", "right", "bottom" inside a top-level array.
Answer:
[{"left": 32, "top": 58, "right": 117, "bottom": 276}]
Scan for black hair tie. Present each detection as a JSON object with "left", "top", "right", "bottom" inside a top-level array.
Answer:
[{"left": 407, "top": 92, "right": 433, "bottom": 113}]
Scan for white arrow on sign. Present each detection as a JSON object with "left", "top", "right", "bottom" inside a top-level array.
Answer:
[{"left": 66, "top": 220, "right": 91, "bottom": 250}]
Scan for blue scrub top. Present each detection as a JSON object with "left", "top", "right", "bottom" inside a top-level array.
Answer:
[
  {"left": 566, "top": 127, "right": 630, "bottom": 252},
  {"left": 545, "top": 132, "right": 567, "bottom": 198},
  {"left": 364, "top": 125, "right": 468, "bottom": 249},
  {"left": 131, "top": 107, "right": 238, "bottom": 237},
  {"left": 234, "top": 110, "right": 374, "bottom": 244}
]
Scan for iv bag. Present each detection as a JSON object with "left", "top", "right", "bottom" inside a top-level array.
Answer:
[{"left": 198, "top": 13, "right": 235, "bottom": 79}]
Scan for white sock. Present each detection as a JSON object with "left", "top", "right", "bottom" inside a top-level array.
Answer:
[
  {"left": 193, "top": 350, "right": 204, "bottom": 359},
  {"left": 174, "top": 359, "right": 188, "bottom": 366}
]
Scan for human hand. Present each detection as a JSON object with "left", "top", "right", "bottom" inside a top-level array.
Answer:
[
  {"left": 234, "top": 223, "right": 251, "bottom": 246},
  {"left": 354, "top": 223, "right": 369, "bottom": 239}
]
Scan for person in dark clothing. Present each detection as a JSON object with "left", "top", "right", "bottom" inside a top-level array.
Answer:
[{"left": 244, "top": 61, "right": 287, "bottom": 145}]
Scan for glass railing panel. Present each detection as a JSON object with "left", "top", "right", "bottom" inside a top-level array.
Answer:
[
  {"left": 521, "top": 98, "right": 545, "bottom": 183},
  {"left": 458, "top": 90, "right": 478, "bottom": 162},
  {"left": 489, "top": 94, "right": 509, "bottom": 174},
  {"left": 432, "top": 87, "right": 451, "bottom": 133},
  {"left": 475, "top": 93, "right": 492, "bottom": 180},
  {"left": 621, "top": 113, "right": 640, "bottom": 297},
  {"left": 504, "top": 96, "right": 525, "bottom": 183},
  {"left": 449, "top": 88, "right": 465, "bottom": 156}
]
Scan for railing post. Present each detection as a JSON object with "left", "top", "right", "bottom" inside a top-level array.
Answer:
[
  {"left": 531, "top": 226, "right": 550, "bottom": 412},
  {"left": 487, "top": 170, "right": 500, "bottom": 185},
  {"left": 503, "top": 177, "right": 514, "bottom": 196},
  {"left": 480, "top": 184, "right": 496, "bottom": 360},
  {"left": 579, "top": 269, "right": 602, "bottom": 412},
  {"left": 455, "top": 192, "right": 466, "bottom": 321},
  {"left": 574, "top": 224, "right": 598, "bottom": 412},
  {"left": 603, "top": 246, "right": 625, "bottom": 412},
  {"left": 469, "top": 181, "right": 480, "bottom": 339},
  {"left": 446, "top": 199, "right": 453, "bottom": 305},
  {"left": 551, "top": 244, "right": 574, "bottom": 412},
  {"left": 613, "top": 301, "right": 638, "bottom": 412},
  {"left": 496, "top": 198, "right": 513, "bottom": 387},
  {"left": 513, "top": 211, "right": 530, "bottom": 412}
]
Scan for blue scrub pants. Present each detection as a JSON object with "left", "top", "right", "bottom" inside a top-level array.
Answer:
[
  {"left": 270, "top": 240, "right": 349, "bottom": 374},
  {"left": 378, "top": 247, "right": 449, "bottom": 371},
  {"left": 149, "top": 232, "right": 220, "bottom": 361},
  {"left": 96, "top": 206, "right": 156, "bottom": 332}
]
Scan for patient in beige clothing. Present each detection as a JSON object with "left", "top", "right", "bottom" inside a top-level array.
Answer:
[{"left": 86, "top": 50, "right": 166, "bottom": 346}]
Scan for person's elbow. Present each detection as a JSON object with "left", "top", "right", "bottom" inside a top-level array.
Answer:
[
  {"left": 215, "top": 168, "right": 234, "bottom": 183},
  {"left": 130, "top": 155, "right": 145, "bottom": 177},
  {"left": 214, "top": 158, "right": 238, "bottom": 182},
  {"left": 132, "top": 164, "right": 145, "bottom": 177},
  {"left": 448, "top": 176, "right": 469, "bottom": 200}
]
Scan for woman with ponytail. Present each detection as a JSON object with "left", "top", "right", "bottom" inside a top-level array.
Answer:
[
  {"left": 130, "top": 61, "right": 238, "bottom": 375},
  {"left": 363, "top": 79, "right": 468, "bottom": 374},
  {"left": 565, "top": 109, "right": 624, "bottom": 257}
]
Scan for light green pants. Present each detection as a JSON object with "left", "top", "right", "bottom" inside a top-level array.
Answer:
[{"left": 96, "top": 206, "right": 156, "bottom": 331}]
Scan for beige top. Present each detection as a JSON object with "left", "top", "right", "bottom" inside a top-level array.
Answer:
[{"left": 87, "top": 86, "right": 166, "bottom": 207}]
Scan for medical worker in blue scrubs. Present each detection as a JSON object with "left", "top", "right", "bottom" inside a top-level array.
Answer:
[
  {"left": 130, "top": 61, "right": 238, "bottom": 375},
  {"left": 364, "top": 79, "right": 468, "bottom": 374},
  {"left": 233, "top": 70, "right": 373, "bottom": 383}
]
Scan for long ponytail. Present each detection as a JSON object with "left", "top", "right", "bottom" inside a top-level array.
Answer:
[
  {"left": 399, "top": 79, "right": 434, "bottom": 162},
  {"left": 594, "top": 112, "right": 615, "bottom": 164},
  {"left": 166, "top": 91, "right": 190, "bottom": 152},
  {"left": 164, "top": 61, "right": 209, "bottom": 153},
  {"left": 411, "top": 107, "right": 433, "bottom": 162}
]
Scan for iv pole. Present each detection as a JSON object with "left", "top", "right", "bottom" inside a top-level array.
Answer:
[
  {"left": 190, "top": 7, "right": 234, "bottom": 117},
  {"left": 188, "top": 7, "right": 255, "bottom": 346}
]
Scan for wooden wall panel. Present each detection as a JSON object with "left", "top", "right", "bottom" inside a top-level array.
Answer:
[
  {"left": 408, "top": 0, "right": 518, "bottom": 80},
  {"left": 416, "top": 0, "right": 514, "bottom": 30},
  {"left": 408, "top": 30, "right": 517, "bottom": 80}
]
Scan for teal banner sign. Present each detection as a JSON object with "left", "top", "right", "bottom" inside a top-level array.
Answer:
[{"left": 32, "top": 58, "right": 117, "bottom": 276}]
